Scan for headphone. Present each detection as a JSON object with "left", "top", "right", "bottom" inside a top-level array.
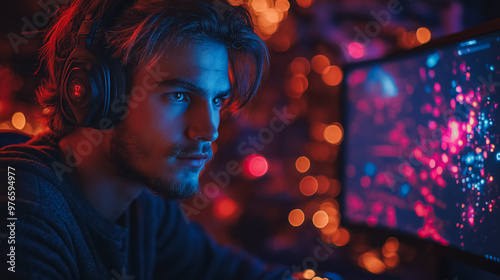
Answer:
[{"left": 60, "top": 0, "right": 130, "bottom": 129}]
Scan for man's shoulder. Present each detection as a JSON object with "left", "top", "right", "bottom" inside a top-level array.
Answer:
[{"left": 0, "top": 136, "right": 70, "bottom": 216}]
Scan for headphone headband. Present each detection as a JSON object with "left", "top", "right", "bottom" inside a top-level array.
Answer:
[{"left": 60, "top": 0, "right": 130, "bottom": 129}]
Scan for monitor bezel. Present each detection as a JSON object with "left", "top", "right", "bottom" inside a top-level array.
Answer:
[{"left": 338, "top": 18, "right": 500, "bottom": 275}]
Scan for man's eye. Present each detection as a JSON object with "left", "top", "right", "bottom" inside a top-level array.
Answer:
[
  {"left": 168, "top": 92, "right": 188, "bottom": 102},
  {"left": 214, "top": 96, "right": 228, "bottom": 106}
]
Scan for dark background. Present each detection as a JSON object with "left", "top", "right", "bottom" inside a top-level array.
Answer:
[{"left": 1, "top": 0, "right": 500, "bottom": 279}]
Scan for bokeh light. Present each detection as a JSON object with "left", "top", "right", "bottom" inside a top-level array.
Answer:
[
  {"left": 321, "top": 65, "right": 343, "bottom": 86},
  {"left": 311, "top": 122, "right": 327, "bottom": 141},
  {"left": 246, "top": 0, "right": 290, "bottom": 39},
  {"left": 300, "top": 176, "right": 319, "bottom": 196},
  {"left": 303, "top": 269, "right": 315, "bottom": 279},
  {"left": 289, "top": 209, "right": 305, "bottom": 227},
  {"left": 214, "top": 197, "right": 238, "bottom": 220},
  {"left": 384, "top": 254, "right": 400, "bottom": 268},
  {"left": 315, "top": 175, "right": 330, "bottom": 194},
  {"left": 11, "top": 112, "right": 26, "bottom": 130},
  {"left": 290, "top": 57, "right": 311, "bottom": 75},
  {"left": 251, "top": 0, "right": 268, "bottom": 12},
  {"left": 382, "top": 237, "right": 400, "bottom": 256},
  {"left": 275, "top": 0, "right": 290, "bottom": 12},
  {"left": 416, "top": 27, "right": 432, "bottom": 44},
  {"left": 360, "top": 251, "right": 386, "bottom": 274},
  {"left": 296, "top": 0, "right": 313, "bottom": 8},
  {"left": 348, "top": 42, "right": 365, "bottom": 58},
  {"left": 331, "top": 227, "right": 350, "bottom": 246},
  {"left": 243, "top": 154, "right": 269, "bottom": 177},
  {"left": 295, "top": 156, "right": 311, "bottom": 173},
  {"left": 324, "top": 123, "right": 343, "bottom": 145},
  {"left": 288, "top": 74, "right": 309, "bottom": 98},
  {"left": 265, "top": 8, "right": 280, "bottom": 23},
  {"left": 311, "top": 54, "right": 330, "bottom": 74},
  {"left": 312, "top": 210, "right": 329, "bottom": 228}
]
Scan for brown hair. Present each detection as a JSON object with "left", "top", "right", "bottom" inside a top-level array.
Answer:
[{"left": 37, "top": 0, "right": 269, "bottom": 136}]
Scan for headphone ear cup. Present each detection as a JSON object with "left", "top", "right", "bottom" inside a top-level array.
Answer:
[
  {"left": 61, "top": 47, "right": 103, "bottom": 127},
  {"left": 61, "top": 46, "right": 127, "bottom": 129},
  {"left": 102, "top": 55, "right": 128, "bottom": 127}
]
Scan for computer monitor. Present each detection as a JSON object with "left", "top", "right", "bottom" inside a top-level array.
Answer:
[{"left": 340, "top": 19, "right": 500, "bottom": 274}]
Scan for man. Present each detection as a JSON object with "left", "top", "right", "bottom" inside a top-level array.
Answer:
[{"left": 0, "top": 0, "right": 289, "bottom": 279}]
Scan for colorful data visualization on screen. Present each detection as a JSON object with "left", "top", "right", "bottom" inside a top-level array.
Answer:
[{"left": 343, "top": 31, "right": 500, "bottom": 263}]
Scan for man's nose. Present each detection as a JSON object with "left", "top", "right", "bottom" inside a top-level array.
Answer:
[{"left": 187, "top": 100, "right": 219, "bottom": 142}]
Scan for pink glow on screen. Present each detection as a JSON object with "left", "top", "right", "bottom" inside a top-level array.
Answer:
[{"left": 434, "top": 83, "right": 441, "bottom": 92}]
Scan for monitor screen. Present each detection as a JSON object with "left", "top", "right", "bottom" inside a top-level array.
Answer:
[{"left": 341, "top": 25, "right": 500, "bottom": 269}]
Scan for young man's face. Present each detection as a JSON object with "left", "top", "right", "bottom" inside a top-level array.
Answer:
[{"left": 108, "top": 40, "right": 230, "bottom": 199}]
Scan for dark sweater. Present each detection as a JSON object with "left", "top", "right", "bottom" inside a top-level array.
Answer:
[{"left": 0, "top": 132, "right": 287, "bottom": 280}]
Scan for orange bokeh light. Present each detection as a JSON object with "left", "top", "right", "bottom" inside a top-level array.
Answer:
[
  {"left": 300, "top": 176, "right": 318, "bottom": 196},
  {"left": 288, "top": 209, "right": 305, "bottom": 227},
  {"left": 331, "top": 227, "right": 350, "bottom": 246},
  {"left": 315, "top": 175, "right": 330, "bottom": 194},
  {"left": 329, "top": 179, "right": 341, "bottom": 197},
  {"left": 321, "top": 65, "right": 343, "bottom": 86},
  {"left": 324, "top": 123, "right": 343, "bottom": 145},
  {"left": 312, "top": 210, "right": 329, "bottom": 228},
  {"left": 296, "top": 0, "right": 313, "bottom": 8},
  {"left": 295, "top": 156, "right": 311, "bottom": 173},
  {"left": 251, "top": 0, "right": 268, "bottom": 13},
  {"left": 311, "top": 54, "right": 330, "bottom": 74},
  {"left": 265, "top": 8, "right": 280, "bottom": 23},
  {"left": 320, "top": 223, "right": 338, "bottom": 235},
  {"left": 383, "top": 237, "right": 399, "bottom": 254},
  {"left": 416, "top": 27, "right": 431, "bottom": 44},
  {"left": 303, "top": 269, "right": 315, "bottom": 279},
  {"left": 275, "top": 0, "right": 290, "bottom": 12},
  {"left": 290, "top": 57, "right": 311, "bottom": 75},
  {"left": 384, "top": 254, "right": 400, "bottom": 268},
  {"left": 310, "top": 122, "right": 327, "bottom": 141},
  {"left": 360, "top": 251, "right": 386, "bottom": 274},
  {"left": 11, "top": 112, "right": 26, "bottom": 130},
  {"left": 289, "top": 74, "right": 309, "bottom": 95}
]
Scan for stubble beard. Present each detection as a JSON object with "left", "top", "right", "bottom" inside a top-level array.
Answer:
[{"left": 108, "top": 124, "right": 201, "bottom": 200}]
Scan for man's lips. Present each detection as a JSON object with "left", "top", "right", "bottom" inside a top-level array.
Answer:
[
  {"left": 175, "top": 154, "right": 209, "bottom": 168},
  {"left": 176, "top": 154, "right": 209, "bottom": 160}
]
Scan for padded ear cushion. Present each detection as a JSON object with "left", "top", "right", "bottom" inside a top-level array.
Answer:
[{"left": 102, "top": 54, "right": 127, "bottom": 127}]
